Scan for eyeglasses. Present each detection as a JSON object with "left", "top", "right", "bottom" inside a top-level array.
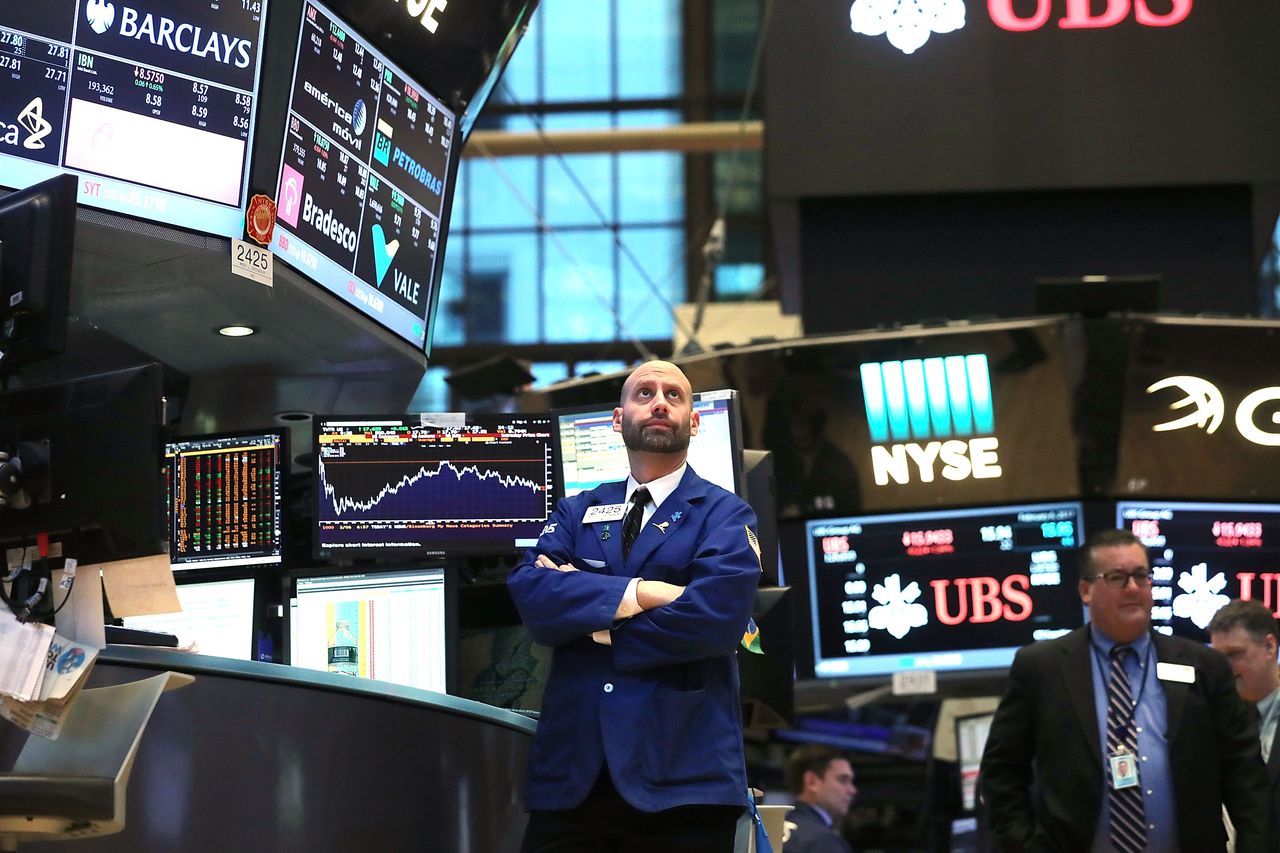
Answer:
[{"left": 1087, "top": 569, "right": 1153, "bottom": 589}]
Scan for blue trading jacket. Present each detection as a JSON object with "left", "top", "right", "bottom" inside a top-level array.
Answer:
[{"left": 508, "top": 466, "right": 761, "bottom": 813}]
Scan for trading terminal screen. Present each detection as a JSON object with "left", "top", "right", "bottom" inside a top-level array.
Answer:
[
  {"left": 269, "top": 0, "right": 454, "bottom": 350},
  {"left": 0, "top": 0, "right": 267, "bottom": 236},
  {"left": 805, "top": 502, "right": 1085, "bottom": 679},
  {"left": 165, "top": 431, "right": 285, "bottom": 570},
  {"left": 556, "top": 390, "right": 743, "bottom": 498},
  {"left": 315, "top": 414, "right": 556, "bottom": 558},
  {"left": 1118, "top": 500, "right": 1280, "bottom": 642},
  {"left": 289, "top": 567, "right": 448, "bottom": 692}
]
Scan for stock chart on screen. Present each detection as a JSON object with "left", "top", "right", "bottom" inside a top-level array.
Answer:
[{"left": 315, "top": 414, "right": 555, "bottom": 557}]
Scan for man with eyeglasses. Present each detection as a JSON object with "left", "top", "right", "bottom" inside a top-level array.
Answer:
[{"left": 980, "top": 529, "right": 1270, "bottom": 852}]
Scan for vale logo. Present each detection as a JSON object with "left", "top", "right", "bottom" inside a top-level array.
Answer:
[
  {"left": 860, "top": 353, "right": 1003, "bottom": 486},
  {"left": 371, "top": 223, "right": 399, "bottom": 287},
  {"left": 86, "top": 0, "right": 116, "bottom": 34}
]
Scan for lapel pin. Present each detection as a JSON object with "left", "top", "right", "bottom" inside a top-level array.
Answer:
[
  {"left": 600, "top": 524, "right": 611, "bottom": 540},
  {"left": 653, "top": 521, "right": 670, "bottom": 534},
  {"left": 670, "top": 511, "right": 683, "bottom": 523}
]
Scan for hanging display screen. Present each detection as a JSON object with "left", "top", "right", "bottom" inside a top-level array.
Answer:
[
  {"left": 0, "top": 0, "right": 267, "bottom": 236},
  {"left": 268, "top": 0, "right": 454, "bottom": 350}
]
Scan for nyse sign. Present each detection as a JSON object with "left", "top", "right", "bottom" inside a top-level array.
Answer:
[
  {"left": 860, "top": 354, "right": 1004, "bottom": 486},
  {"left": 1147, "top": 376, "right": 1280, "bottom": 447}
]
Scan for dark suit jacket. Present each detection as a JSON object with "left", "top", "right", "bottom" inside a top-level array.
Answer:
[
  {"left": 783, "top": 801, "right": 852, "bottom": 853},
  {"left": 979, "top": 626, "right": 1271, "bottom": 852}
]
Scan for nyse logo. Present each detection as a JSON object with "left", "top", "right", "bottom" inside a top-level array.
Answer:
[
  {"left": 396, "top": 0, "right": 448, "bottom": 34},
  {"left": 1147, "top": 376, "right": 1280, "bottom": 447},
  {"left": 860, "top": 353, "right": 1002, "bottom": 486}
]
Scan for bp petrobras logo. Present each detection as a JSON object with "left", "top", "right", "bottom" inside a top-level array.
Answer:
[
  {"left": 860, "top": 353, "right": 1002, "bottom": 485},
  {"left": 850, "top": 0, "right": 965, "bottom": 55}
]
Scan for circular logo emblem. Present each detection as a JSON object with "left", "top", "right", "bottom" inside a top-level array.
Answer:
[
  {"left": 57, "top": 647, "right": 86, "bottom": 674},
  {"left": 352, "top": 99, "right": 367, "bottom": 136},
  {"left": 246, "top": 194, "right": 278, "bottom": 246}
]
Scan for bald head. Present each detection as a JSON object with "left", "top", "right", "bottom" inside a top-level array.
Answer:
[{"left": 614, "top": 360, "right": 700, "bottom": 480}]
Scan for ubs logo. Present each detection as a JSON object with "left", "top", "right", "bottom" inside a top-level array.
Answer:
[
  {"left": 851, "top": 0, "right": 1193, "bottom": 55},
  {"left": 860, "top": 354, "right": 1003, "bottom": 485},
  {"left": 1147, "top": 376, "right": 1280, "bottom": 447}
]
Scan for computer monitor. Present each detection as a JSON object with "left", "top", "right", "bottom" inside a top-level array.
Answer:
[
  {"left": 165, "top": 430, "right": 286, "bottom": 571},
  {"left": 262, "top": 0, "right": 456, "bottom": 351},
  {"left": 0, "top": 1, "right": 268, "bottom": 237},
  {"left": 287, "top": 566, "right": 452, "bottom": 693},
  {"left": 314, "top": 413, "right": 556, "bottom": 559},
  {"left": 123, "top": 576, "right": 257, "bottom": 660},
  {"left": 1117, "top": 500, "right": 1280, "bottom": 640},
  {"left": 743, "top": 449, "right": 779, "bottom": 583},
  {"left": 805, "top": 502, "right": 1086, "bottom": 679},
  {"left": 0, "top": 173, "right": 77, "bottom": 372},
  {"left": 555, "top": 389, "right": 745, "bottom": 498}
]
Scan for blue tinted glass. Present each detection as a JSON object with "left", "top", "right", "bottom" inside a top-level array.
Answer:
[
  {"left": 575, "top": 360, "right": 629, "bottom": 377},
  {"left": 542, "top": 0, "right": 612, "bottom": 102},
  {"left": 617, "top": 0, "right": 681, "bottom": 99},
  {"left": 467, "top": 156, "right": 539, "bottom": 230},
  {"left": 543, "top": 229, "right": 616, "bottom": 342},
  {"left": 501, "top": 11, "right": 540, "bottom": 104},
  {"left": 544, "top": 153, "right": 615, "bottom": 227},
  {"left": 530, "top": 362, "right": 571, "bottom": 388},
  {"left": 715, "top": 263, "right": 764, "bottom": 298},
  {"left": 618, "top": 226, "right": 683, "bottom": 341},
  {"left": 470, "top": 232, "right": 541, "bottom": 344},
  {"left": 432, "top": 238, "right": 466, "bottom": 347},
  {"left": 451, "top": 161, "right": 468, "bottom": 227},
  {"left": 618, "top": 151, "right": 683, "bottom": 224}
]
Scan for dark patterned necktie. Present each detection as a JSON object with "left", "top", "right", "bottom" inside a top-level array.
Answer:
[
  {"left": 1106, "top": 646, "right": 1148, "bottom": 853},
  {"left": 621, "top": 487, "right": 650, "bottom": 559}
]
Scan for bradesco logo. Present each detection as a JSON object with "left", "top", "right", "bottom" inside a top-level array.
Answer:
[
  {"left": 84, "top": 0, "right": 254, "bottom": 68},
  {"left": 849, "top": 0, "right": 1192, "bottom": 55},
  {"left": 859, "top": 354, "right": 1002, "bottom": 486},
  {"left": 300, "top": 193, "right": 357, "bottom": 254}
]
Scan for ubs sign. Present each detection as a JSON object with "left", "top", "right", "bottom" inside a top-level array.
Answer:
[
  {"left": 850, "top": 0, "right": 1193, "bottom": 55},
  {"left": 860, "top": 354, "right": 1003, "bottom": 486}
]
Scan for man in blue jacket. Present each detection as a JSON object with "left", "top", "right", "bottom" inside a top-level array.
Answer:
[{"left": 509, "top": 360, "right": 762, "bottom": 852}]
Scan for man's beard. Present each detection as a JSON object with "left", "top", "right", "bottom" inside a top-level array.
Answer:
[{"left": 621, "top": 415, "right": 691, "bottom": 454}]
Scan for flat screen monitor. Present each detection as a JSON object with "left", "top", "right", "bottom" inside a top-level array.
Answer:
[
  {"left": 0, "top": 173, "right": 77, "bottom": 371},
  {"left": 555, "top": 389, "right": 744, "bottom": 498},
  {"left": 0, "top": 0, "right": 268, "bottom": 237},
  {"left": 315, "top": 413, "right": 556, "bottom": 558},
  {"left": 0, "top": 363, "right": 166, "bottom": 566},
  {"left": 288, "top": 567, "right": 450, "bottom": 693},
  {"left": 955, "top": 712, "right": 995, "bottom": 814},
  {"left": 805, "top": 502, "right": 1085, "bottom": 679},
  {"left": 123, "top": 576, "right": 257, "bottom": 660},
  {"left": 165, "top": 430, "right": 286, "bottom": 570},
  {"left": 1117, "top": 500, "right": 1280, "bottom": 641},
  {"left": 266, "top": 0, "right": 455, "bottom": 350}
]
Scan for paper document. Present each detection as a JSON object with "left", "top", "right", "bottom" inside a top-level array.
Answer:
[
  {"left": 0, "top": 608, "right": 54, "bottom": 701},
  {"left": 0, "top": 631, "right": 101, "bottom": 740}
]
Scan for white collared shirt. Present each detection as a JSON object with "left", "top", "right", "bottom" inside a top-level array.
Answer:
[
  {"left": 625, "top": 462, "right": 687, "bottom": 528},
  {"left": 1258, "top": 685, "right": 1280, "bottom": 762}
]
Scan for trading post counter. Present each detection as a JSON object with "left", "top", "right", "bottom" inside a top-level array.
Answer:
[{"left": 0, "top": 646, "right": 535, "bottom": 852}]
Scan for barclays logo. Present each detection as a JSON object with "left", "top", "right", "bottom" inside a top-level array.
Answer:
[{"left": 86, "top": 0, "right": 116, "bottom": 34}]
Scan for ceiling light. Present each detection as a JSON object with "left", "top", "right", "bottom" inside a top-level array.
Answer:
[{"left": 216, "top": 325, "right": 257, "bottom": 338}]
